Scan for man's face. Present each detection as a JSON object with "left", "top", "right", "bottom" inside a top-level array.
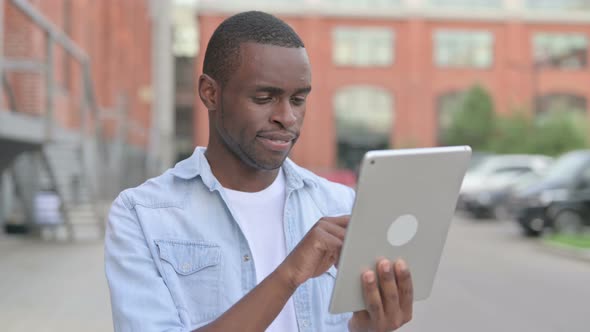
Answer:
[{"left": 213, "top": 42, "right": 312, "bottom": 170}]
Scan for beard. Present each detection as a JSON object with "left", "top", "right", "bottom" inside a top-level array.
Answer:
[{"left": 217, "top": 100, "right": 296, "bottom": 171}]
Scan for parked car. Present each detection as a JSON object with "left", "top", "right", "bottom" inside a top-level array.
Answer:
[
  {"left": 458, "top": 154, "right": 553, "bottom": 218},
  {"left": 490, "top": 172, "right": 544, "bottom": 219},
  {"left": 511, "top": 150, "right": 590, "bottom": 236},
  {"left": 468, "top": 152, "right": 495, "bottom": 171},
  {"left": 466, "top": 172, "right": 542, "bottom": 220},
  {"left": 545, "top": 193, "right": 590, "bottom": 235}
]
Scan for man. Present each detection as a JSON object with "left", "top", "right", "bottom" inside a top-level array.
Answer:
[{"left": 105, "top": 11, "right": 413, "bottom": 332}]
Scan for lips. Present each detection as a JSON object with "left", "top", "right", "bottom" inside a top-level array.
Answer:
[
  {"left": 258, "top": 132, "right": 296, "bottom": 141},
  {"left": 257, "top": 132, "right": 297, "bottom": 152}
]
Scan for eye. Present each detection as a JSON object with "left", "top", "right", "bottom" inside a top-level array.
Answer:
[
  {"left": 253, "top": 96, "right": 273, "bottom": 104},
  {"left": 291, "top": 96, "right": 306, "bottom": 106}
]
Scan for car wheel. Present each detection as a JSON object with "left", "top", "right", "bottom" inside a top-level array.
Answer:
[
  {"left": 520, "top": 218, "right": 544, "bottom": 237},
  {"left": 553, "top": 210, "right": 583, "bottom": 235}
]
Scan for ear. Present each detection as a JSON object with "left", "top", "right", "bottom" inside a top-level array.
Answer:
[{"left": 198, "top": 74, "right": 219, "bottom": 111}]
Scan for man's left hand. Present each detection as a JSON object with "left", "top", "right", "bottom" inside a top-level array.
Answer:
[{"left": 348, "top": 259, "right": 414, "bottom": 332}]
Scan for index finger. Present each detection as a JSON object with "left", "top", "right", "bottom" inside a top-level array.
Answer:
[
  {"left": 322, "top": 215, "right": 350, "bottom": 228},
  {"left": 395, "top": 260, "right": 414, "bottom": 322}
]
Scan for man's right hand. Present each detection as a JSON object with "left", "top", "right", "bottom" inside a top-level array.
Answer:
[{"left": 277, "top": 216, "right": 350, "bottom": 290}]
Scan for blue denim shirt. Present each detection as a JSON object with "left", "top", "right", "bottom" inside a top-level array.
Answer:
[{"left": 105, "top": 147, "right": 355, "bottom": 332}]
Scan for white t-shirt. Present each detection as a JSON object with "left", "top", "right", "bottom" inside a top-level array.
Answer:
[{"left": 223, "top": 168, "right": 298, "bottom": 332}]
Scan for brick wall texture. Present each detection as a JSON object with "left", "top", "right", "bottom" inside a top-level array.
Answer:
[
  {"left": 2, "top": 0, "right": 152, "bottom": 146},
  {"left": 195, "top": 14, "right": 590, "bottom": 170}
]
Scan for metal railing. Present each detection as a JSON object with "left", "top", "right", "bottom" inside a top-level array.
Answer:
[
  {"left": 1, "top": 0, "right": 102, "bottom": 144},
  {"left": 0, "top": 0, "right": 109, "bottom": 239}
]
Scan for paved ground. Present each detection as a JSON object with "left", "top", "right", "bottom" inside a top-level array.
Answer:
[
  {"left": 1, "top": 215, "right": 589, "bottom": 332},
  {"left": 0, "top": 236, "right": 112, "bottom": 332},
  {"left": 404, "top": 215, "right": 590, "bottom": 332}
]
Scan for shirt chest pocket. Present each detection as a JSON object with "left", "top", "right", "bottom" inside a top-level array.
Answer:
[{"left": 155, "top": 240, "right": 222, "bottom": 325}]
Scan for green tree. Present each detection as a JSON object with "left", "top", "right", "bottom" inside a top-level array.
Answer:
[
  {"left": 527, "top": 111, "right": 588, "bottom": 156},
  {"left": 441, "top": 84, "right": 588, "bottom": 156},
  {"left": 488, "top": 110, "right": 588, "bottom": 156},
  {"left": 442, "top": 84, "right": 496, "bottom": 150},
  {"left": 487, "top": 110, "right": 533, "bottom": 154}
]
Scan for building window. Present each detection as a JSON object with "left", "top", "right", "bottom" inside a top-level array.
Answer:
[
  {"left": 526, "top": 0, "right": 590, "bottom": 10},
  {"left": 334, "top": 86, "right": 393, "bottom": 170},
  {"left": 200, "top": 0, "right": 304, "bottom": 4},
  {"left": 323, "top": 0, "right": 401, "bottom": 8},
  {"left": 201, "top": 0, "right": 402, "bottom": 7},
  {"left": 536, "top": 93, "right": 587, "bottom": 116},
  {"left": 533, "top": 33, "right": 588, "bottom": 69},
  {"left": 437, "top": 91, "right": 466, "bottom": 144},
  {"left": 434, "top": 29, "right": 494, "bottom": 68},
  {"left": 333, "top": 27, "right": 394, "bottom": 67},
  {"left": 428, "top": 0, "right": 502, "bottom": 8}
]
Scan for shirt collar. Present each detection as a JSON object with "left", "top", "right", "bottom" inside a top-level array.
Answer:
[{"left": 169, "top": 147, "right": 318, "bottom": 191}]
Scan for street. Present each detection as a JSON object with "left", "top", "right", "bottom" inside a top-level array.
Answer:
[
  {"left": 1, "top": 215, "right": 589, "bottom": 331},
  {"left": 405, "top": 215, "right": 590, "bottom": 332}
]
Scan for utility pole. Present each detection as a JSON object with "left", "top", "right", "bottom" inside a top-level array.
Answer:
[{"left": 148, "top": 0, "right": 175, "bottom": 176}]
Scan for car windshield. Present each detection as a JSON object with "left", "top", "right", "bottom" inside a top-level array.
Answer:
[{"left": 542, "top": 152, "right": 590, "bottom": 184}]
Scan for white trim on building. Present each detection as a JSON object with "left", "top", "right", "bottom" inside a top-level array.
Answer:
[{"left": 194, "top": 0, "right": 590, "bottom": 23}]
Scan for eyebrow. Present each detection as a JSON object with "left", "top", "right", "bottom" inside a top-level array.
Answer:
[
  {"left": 295, "top": 86, "right": 312, "bottom": 95},
  {"left": 254, "top": 85, "right": 312, "bottom": 95}
]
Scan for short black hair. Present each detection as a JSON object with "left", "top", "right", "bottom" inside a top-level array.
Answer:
[{"left": 203, "top": 11, "right": 305, "bottom": 84}]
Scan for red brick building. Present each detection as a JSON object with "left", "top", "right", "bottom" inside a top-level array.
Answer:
[
  {"left": 3, "top": 0, "right": 153, "bottom": 146},
  {"left": 1, "top": 1, "right": 160, "bottom": 236},
  {"left": 194, "top": 1, "right": 590, "bottom": 171}
]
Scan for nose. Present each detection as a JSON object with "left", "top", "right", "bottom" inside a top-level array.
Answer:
[{"left": 270, "top": 99, "right": 297, "bottom": 128}]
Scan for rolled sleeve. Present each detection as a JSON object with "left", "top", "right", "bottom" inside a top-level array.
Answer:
[{"left": 105, "top": 193, "right": 187, "bottom": 332}]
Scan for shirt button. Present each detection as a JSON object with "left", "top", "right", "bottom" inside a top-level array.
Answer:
[
  {"left": 243, "top": 254, "right": 250, "bottom": 262},
  {"left": 301, "top": 319, "right": 310, "bottom": 328},
  {"left": 181, "top": 263, "right": 191, "bottom": 273}
]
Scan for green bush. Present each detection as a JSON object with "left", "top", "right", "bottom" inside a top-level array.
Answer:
[
  {"left": 488, "top": 110, "right": 588, "bottom": 156},
  {"left": 441, "top": 84, "right": 589, "bottom": 156},
  {"left": 442, "top": 85, "right": 495, "bottom": 150},
  {"left": 487, "top": 110, "right": 532, "bottom": 154},
  {"left": 527, "top": 111, "right": 588, "bottom": 156}
]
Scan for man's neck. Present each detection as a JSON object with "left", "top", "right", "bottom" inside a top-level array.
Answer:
[{"left": 204, "top": 146, "right": 280, "bottom": 193}]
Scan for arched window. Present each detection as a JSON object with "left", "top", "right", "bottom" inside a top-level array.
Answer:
[
  {"left": 437, "top": 91, "right": 466, "bottom": 144},
  {"left": 334, "top": 86, "right": 394, "bottom": 170}
]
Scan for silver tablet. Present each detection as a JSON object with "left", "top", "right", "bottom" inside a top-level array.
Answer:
[{"left": 329, "top": 146, "right": 472, "bottom": 314}]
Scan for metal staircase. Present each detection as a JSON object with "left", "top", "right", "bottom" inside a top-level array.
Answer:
[
  {"left": 40, "top": 139, "right": 106, "bottom": 241},
  {"left": 1, "top": 0, "right": 108, "bottom": 241}
]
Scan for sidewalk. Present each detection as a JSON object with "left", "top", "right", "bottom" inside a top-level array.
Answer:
[
  {"left": 539, "top": 239, "right": 590, "bottom": 263},
  {"left": 0, "top": 235, "right": 112, "bottom": 332}
]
